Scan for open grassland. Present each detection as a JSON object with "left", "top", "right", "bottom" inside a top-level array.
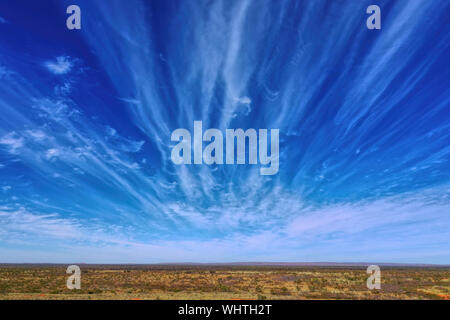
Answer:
[{"left": 0, "top": 265, "right": 448, "bottom": 300}]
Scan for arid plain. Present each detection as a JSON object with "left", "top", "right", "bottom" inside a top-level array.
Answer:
[{"left": 0, "top": 264, "right": 448, "bottom": 300}]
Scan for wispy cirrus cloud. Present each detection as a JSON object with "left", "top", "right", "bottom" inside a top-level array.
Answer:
[
  {"left": 1, "top": 186, "right": 448, "bottom": 264},
  {"left": 0, "top": 132, "right": 24, "bottom": 153},
  {"left": 44, "top": 56, "right": 75, "bottom": 75},
  {"left": 0, "top": 0, "right": 449, "bottom": 263}
]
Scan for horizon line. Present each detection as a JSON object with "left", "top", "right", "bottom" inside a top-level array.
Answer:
[{"left": 1, "top": 261, "right": 449, "bottom": 267}]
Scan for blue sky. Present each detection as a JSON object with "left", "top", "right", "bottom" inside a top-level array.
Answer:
[{"left": 0, "top": 0, "right": 449, "bottom": 264}]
